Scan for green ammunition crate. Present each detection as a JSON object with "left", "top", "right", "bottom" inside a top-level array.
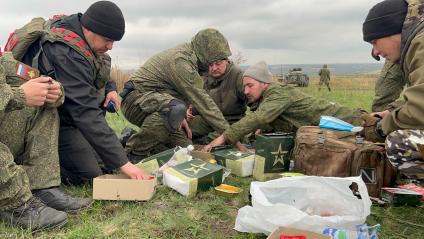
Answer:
[
  {"left": 136, "top": 148, "right": 176, "bottom": 174},
  {"left": 253, "top": 133, "right": 294, "bottom": 181},
  {"left": 163, "top": 158, "right": 224, "bottom": 197},
  {"left": 211, "top": 147, "right": 255, "bottom": 177},
  {"left": 381, "top": 187, "right": 422, "bottom": 206}
]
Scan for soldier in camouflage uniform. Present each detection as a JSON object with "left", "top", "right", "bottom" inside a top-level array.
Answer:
[
  {"left": 318, "top": 64, "right": 331, "bottom": 91},
  {"left": 204, "top": 61, "right": 364, "bottom": 151},
  {"left": 371, "top": 60, "right": 405, "bottom": 112},
  {"left": 189, "top": 59, "right": 246, "bottom": 144},
  {"left": 0, "top": 53, "right": 90, "bottom": 230},
  {"left": 362, "top": 0, "right": 424, "bottom": 182},
  {"left": 121, "top": 29, "right": 240, "bottom": 160}
]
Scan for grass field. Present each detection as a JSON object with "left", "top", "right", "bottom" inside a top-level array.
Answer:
[{"left": 1, "top": 74, "right": 424, "bottom": 239}]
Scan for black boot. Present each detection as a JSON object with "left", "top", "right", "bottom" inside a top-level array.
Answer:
[
  {"left": 0, "top": 197, "right": 67, "bottom": 231},
  {"left": 32, "top": 187, "right": 92, "bottom": 213}
]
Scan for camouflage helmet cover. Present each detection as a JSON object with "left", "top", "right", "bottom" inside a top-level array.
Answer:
[
  {"left": 191, "top": 28, "right": 232, "bottom": 66},
  {"left": 323, "top": 64, "right": 327, "bottom": 68}
]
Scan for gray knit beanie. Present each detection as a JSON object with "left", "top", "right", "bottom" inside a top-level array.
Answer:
[{"left": 243, "top": 61, "right": 273, "bottom": 83}]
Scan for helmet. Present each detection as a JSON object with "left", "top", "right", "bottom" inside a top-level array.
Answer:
[{"left": 191, "top": 28, "right": 231, "bottom": 67}]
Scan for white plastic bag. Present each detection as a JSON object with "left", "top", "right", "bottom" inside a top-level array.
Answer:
[{"left": 235, "top": 176, "right": 371, "bottom": 235}]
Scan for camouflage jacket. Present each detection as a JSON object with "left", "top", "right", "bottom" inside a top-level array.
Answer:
[
  {"left": 0, "top": 66, "right": 25, "bottom": 120},
  {"left": 318, "top": 68, "right": 330, "bottom": 81},
  {"left": 382, "top": 0, "right": 424, "bottom": 133},
  {"left": 372, "top": 60, "right": 405, "bottom": 112},
  {"left": 203, "top": 61, "right": 246, "bottom": 123},
  {"left": 224, "top": 82, "right": 362, "bottom": 144},
  {"left": 130, "top": 43, "right": 229, "bottom": 133}
]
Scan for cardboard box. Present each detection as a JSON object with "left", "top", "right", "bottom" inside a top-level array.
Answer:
[
  {"left": 267, "top": 227, "right": 330, "bottom": 239},
  {"left": 93, "top": 174, "right": 157, "bottom": 201},
  {"left": 254, "top": 133, "right": 294, "bottom": 181}
]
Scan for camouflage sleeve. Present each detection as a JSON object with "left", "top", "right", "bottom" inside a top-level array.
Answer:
[
  {"left": 170, "top": 60, "right": 229, "bottom": 133},
  {"left": 224, "top": 88, "right": 289, "bottom": 143},
  {"left": 0, "top": 65, "right": 25, "bottom": 114},
  {"left": 371, "top": 61, "right": 405, "bottom": 112},
  {"left": 382, "top": 34, "right": 424, "bottom": 134}
]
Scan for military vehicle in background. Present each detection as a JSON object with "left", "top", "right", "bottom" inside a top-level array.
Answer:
[{"left": 277, "top": 68, "right": 309, "bottom": 87}]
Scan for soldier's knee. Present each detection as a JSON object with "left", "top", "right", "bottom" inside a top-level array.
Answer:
[{"left": 159, "top": 99, "right": 187, "bottom": 133}]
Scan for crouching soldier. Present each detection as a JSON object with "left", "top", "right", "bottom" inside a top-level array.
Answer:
[
  {"left": 0, "top": 53, "right": 91, "bottom": 230},
  {"left": 121, "top": 28, "right": 245, "bottom": 161},
  {"left": 203, "top": 61, "right": 364, "bottom": 151},
  {"left": 362, "top": 0, "right": 424, "bottom": 183}
]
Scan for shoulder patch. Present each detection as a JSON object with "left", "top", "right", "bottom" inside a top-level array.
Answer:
[{"left": 16, "top": 63, "right": 39, "bottom": 80}]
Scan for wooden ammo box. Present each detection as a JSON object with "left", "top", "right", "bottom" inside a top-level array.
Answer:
[
  {"left": 211, "top": 146, "right": 255, "bottom": 177},
  {"left": 163, "top": 158, "right": 224, "bottom": 197},
  {"left": 253, "top": 133, "right": 294, "bottom": 181}
]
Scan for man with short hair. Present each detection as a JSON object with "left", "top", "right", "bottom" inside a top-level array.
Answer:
[
  {"left": 318, "top": 64, "right": 331, "bottom": 91},
  {"left": 22, "top": 1, "right": 150, "bottom": 184},
  {"left": 189, "top": 58, "right": 246, "bottom": 144},
  {"left": 204, "top": 61, "right": 364, "bottom": 151},
  {"left": 121, "top": 29, "right": 244, "bottom": 160},
  {"left": 0, "top": 52, "right": 90, "bottom": 230},
  {"left": 362, "top": 0, "right": 424, "bottom": 182}
]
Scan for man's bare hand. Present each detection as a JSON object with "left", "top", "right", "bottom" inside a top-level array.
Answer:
[
  {"left": 180, "top": 119, "right": 192, "bottom": 139},
  {"left": 202, "top": 134, "right": 226, "bottom": 152},
  {"left": 120, "top": 162, "right": 154, "bottom": 180},
  {"left": 104, "top": 91, "right": 120, "bottom": 111},
  {"left": 19, "top": 77, "right": 51, "bottom": 106},
  {"left": 186, "top": 105, "right": 194, "bottom": 123},
  {"left": 45, "top": 80, "right": 62, "bottom": 103}
]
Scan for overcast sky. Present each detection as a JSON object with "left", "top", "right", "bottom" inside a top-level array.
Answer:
[{"left": 1, "top": 0, "right": 381, "bottom": 69}]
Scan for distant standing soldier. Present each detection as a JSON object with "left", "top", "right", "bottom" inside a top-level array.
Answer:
[{"left": 318, "top": 64, "right": 331, "bottom": 91}]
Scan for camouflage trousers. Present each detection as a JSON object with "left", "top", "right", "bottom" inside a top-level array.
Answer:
[
  {"left": 0, "top": 107, "right": 61, "bottom": 210},
  {"left": 318, "top": 79, "right": 331, "bottom": 91},
  {"left": 122, "top": 90, "right": 191, "bottom": 158},
  {"left": 385, "top": 129, "right": 424, "bottom": 182}
]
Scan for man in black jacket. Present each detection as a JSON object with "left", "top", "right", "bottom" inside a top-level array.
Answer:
[{"left": 23, "top": 1, "right": 150, "bottom": 184}]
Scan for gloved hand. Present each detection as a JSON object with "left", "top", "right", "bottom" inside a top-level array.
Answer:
[{"left": 360, "top": 113, "right": 386, "bottom": 143}]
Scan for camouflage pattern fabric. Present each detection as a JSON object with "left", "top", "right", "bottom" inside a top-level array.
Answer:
[
  {"left": 125, "top": 112, "right": 191, "bottom": 157},
  {"left": 122, "top": 90, "right": 191, "bottom": 156},
  {"left": 371, "top": 60, "right": 405, "bottom": 112},
  {"left": 386, "top": 129, "right": 424, "bottom": 182},
  {"left": 191, "top": 28, "right": 231, "bottom": 67},
  {"left": 190, "top": 61, "right": 246, "bottom": 143},
  {"left": 382, "top": 0, "right": 424, "bottom": 134},
  {"left": 0, "top": 56, "right": 61, "bottom": 210},
  {"left": 318, "top": 65, "right": 331, "bottom": 91},
  {"left": 382, "top": 0, "right": 424, "bottom": 135},
  {"left": 224, "top": 82, "right": 364, "bottom": 144},
  {"left": 122, "top": 29, "right": 232, "bottom": 156}
]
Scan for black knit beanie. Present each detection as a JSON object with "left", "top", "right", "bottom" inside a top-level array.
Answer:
[
  {"left": 363, "top": 0, "right": 407, "bottom": 42},
  {"left": 81, "top": 1, "right": 125, "bottom": 41}
]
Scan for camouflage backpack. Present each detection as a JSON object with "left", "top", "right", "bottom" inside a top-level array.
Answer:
[{"left": 2, "top": 15, "right": 110, "bottom": 91}]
